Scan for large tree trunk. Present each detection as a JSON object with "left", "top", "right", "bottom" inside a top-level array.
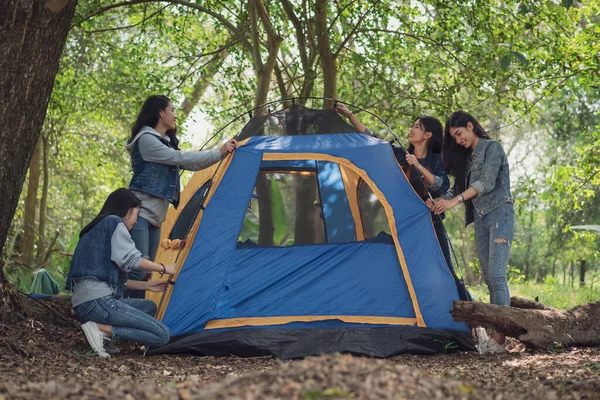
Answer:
[
  {"left": 21, "top": 138, "right": 41, "bottom": 268},
  {"left": 36, "top": 132, "right": 51, "bottom": 265},
  {"left": 246, "top": 0, "right": 282, "bottom": 246},
  {"left": 580, "top": 259, "right": 587, "bottom": 287},
  {"left": 451, "top": 297, "right": 600, "bottom": 348},
  {"left": 315, "top": 0, "right": 336, "bottom": 109},
  {"left": 256, "top": 174, "right": 274, "bottom": 246},
  {"left": 0, "top": 0, "right": 77, "bottom": 321}
]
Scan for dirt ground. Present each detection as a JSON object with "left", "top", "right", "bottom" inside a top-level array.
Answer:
[{"left": 1, "top": 295, "right": 599, "bottom": 399}]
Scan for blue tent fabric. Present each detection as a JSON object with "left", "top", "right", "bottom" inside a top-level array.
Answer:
[{"left": 155, "top": 133, "right": 473, "bottom": 357}]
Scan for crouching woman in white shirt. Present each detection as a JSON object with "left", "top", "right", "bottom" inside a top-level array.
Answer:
[{"left": 66, "top": 188, "right": 175, "bottom": 357}]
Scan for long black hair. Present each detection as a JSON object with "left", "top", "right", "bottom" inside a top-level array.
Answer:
[
  {"left": 442, "top": 111, "right": 490, "bottom": 192},
  {"left": 129, "top": 95, "right": 179, "bottom": 150},
  {"left": 80, "top": 188, "right": 142, "bottom": 238},
  {"left": 407, "top": 115, "right": 443, "bottom": 155}
]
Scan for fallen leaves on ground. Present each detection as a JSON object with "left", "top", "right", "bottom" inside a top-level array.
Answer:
[{"left": 1, "top": 295, "right": 599, "bottom": 399}]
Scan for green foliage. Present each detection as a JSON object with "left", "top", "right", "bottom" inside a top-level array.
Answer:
[{"left": 4, "top": 0, "right": 600, "bottom": 298}]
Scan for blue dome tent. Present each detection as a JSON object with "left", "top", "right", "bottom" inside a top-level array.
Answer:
[{"left": 146, "top": 101, "right": 474, "bottom": 359}]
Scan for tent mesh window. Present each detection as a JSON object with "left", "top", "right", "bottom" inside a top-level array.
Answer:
[
  {"left": 358, "top": 178, "right": 391, "bottom": 238},
  {"left": 238, "top": 170, "right": 327, "bottom": 248},
  {"left": 170, "top": 179, "right": 213, "bottom": 240}
]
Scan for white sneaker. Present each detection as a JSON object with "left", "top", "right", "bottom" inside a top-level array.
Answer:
[
  {"left": 81, "top": 321, "right": 110, "bottom": 358},
  {"left": 477, "top": 337, "right": 507, "bottom": 355},
  {"left": 474, "top": 327, "right": 489, "bottom": 345}
]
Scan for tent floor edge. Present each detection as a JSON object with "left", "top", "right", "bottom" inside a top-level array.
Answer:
[{"left": 147, "top": 326, "right": 475, "bottom": 359}]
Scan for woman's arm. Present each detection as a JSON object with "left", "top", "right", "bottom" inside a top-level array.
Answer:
[
  {"left": 405, "top": 154, "right": 438, "bottom": 186},
  {"left": 125, "top": 279, "right": 168, "bottom": 292},
  {"left": 111, "top": 223, "right": 175, "bottom": 275},
  {"left": 334, "top": 104, "right": 367, "bottom": 133},
  {"left": 137, "top": 258, "right": 175, "bottom": 275},
  {"left": 433, "top": 142, "right": 506, "bottom": 214},
  {"left": 433, "top": 186, "right": 478, "bottom": 214},
  {"left": 138, "top": 135, "right": 238, "bottom": 168},
  {"left": 470, "top": 141, "right": 505, "bottom": 195}
]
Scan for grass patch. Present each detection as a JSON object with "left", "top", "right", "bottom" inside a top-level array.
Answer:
[{"left": 468, "top": 282, "right": 600, "bottom": 309}]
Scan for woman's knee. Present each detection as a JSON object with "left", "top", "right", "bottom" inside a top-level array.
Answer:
[
  {"left": 485, "top": 274, "right": 508, "bottom": 290},
  {"left": 139, "top": 299, "right": 157, "bottom": 316},
  {"left": 154, "top": 322, "right": 170, "bottom": 346}
]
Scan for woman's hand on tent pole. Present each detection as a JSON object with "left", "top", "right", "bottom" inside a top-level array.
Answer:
[
  {"left": 220, "top": 139, "right": 239, "bottom": 159},
  {"left": 145, "top": 280, "right": 169, "bottom": 292},
  {"left": 334, "top": 104, "right": 367, "bottom": 134},
  {"left": 334, "top": 103, "right": 353, "bottom": 118},
  {"left": 433, "top": 198, "right": 460, "bottom": 214}
]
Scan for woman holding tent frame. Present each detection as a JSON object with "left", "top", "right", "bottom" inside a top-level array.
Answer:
[
  {"left": 66, "top": 188, "right": 176, "bottom": 357},
  {"left": 124, "top": 95, "right": 239, "bottom": 297},
  {"left": 432, "top": 110, "right": 515, "bottom": 355},
  {"left": 334, "top": 104, "right": 461, "bottom": 286}
]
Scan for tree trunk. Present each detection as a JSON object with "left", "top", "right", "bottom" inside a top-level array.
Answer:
[
  {"left": 0, "top": 0, "right": 77, "bottom": 321},
  {"left": 21, "top": 137, "right": 41, "bottom": 268},
  {"left": 451, "top": 297, "right": 600, "bottom": 348},
  {"left": 256, "top": 174, "right": 274, "bottom": 246},
  {"left": 580, "top": 259, "right": 587, "bottom": 287},
  {"left": 36, "top": 132, "right": 50, "bottom": 265},
  {"left": 180, "top": 49, "right": 229, "bottom": 120},
  {"left": 315, "top": 0, "right": 336, "bottom": 109}
]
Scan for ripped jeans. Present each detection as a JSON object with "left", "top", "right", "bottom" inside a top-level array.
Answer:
[{"left": 474, "top": 203, "right": 515, "bottom": 306}]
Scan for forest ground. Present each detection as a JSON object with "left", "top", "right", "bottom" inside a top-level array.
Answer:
[{"left": 1, "top": 295, "right": 599, "bottom": 399}]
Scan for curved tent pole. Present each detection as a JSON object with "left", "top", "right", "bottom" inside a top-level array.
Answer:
[{"left": 197, "top": 97, "right": 403, "bottom": 151}]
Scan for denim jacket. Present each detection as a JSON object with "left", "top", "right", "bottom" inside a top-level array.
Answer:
[
  {"left": 447, "top": 138, "right": 513, "bottom": 225},
  {"left": 128, "top": 133, "right": 181, "bottom": 208},
  {"left": 66, "top": 216, "right": 128, "bottom": 298}
]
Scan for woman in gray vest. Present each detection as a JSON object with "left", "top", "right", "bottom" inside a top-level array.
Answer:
[
  {"left": 125, "top": 95, "right": 238, "bottom": 297},
  {"left": 432, "top": 111, "right": 515, "bottom": 355},
  {"left": 67, "top": 188, "right": 176, "bottom": 357}
]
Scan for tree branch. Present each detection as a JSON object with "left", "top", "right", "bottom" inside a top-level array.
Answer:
[
  {"left": 280, "top": 0, "right": 310, "bottom": 72},
  {"left": 333, "top": 1, "right": 377, "bottom": 58},
  {"left": 78, "top": 0, "right": 252, "bottom": 52},
  {"left": 487, "top": 74, "right": 577, "bottom": 132},
  {"left": 81, "top": 4, "right": 170, "bottom": 34},
  {"left": 249, "top": 0, "right": 263, "bottom": 72},
  {"left": 253, "top": 0, "right": 281, "bottom": 44}
]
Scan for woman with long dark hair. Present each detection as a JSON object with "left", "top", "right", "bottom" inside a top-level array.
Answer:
[
  {"left": 66, "top": 188, "right": 176, "bottom": 357},
  {"left": 433, "top": 111, "right": 514, "bottom": 355},
  {"left": 334, "top": 104, "right": 461, "bottom": 283},
  {"left": 125, "top": 95, "right": 238, "bottom": 296}
]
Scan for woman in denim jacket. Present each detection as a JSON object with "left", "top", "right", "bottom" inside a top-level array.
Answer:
[
  {"left": 334, "top": 105, "right": 463, "bottom": 284},
  {"left": 433, "top": 111, "right": 515, "bottom": 355},
  {"left": 125, "top": 95, "right": 239, "bottom": 297},
  {"left": 67, "top": 188, "right": 176, "bottom": 357}
]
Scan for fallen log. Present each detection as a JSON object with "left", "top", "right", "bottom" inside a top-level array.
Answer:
[
  {"left": 451, "top": 297, "right": 600, "bottom": 348},
  {"left": 509, "top": 296, "right": 556, "bottom": 311}
]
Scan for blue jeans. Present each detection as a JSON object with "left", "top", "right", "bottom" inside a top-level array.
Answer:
[
  {"left": 74, "top": 296, "right": 170, "bottom": 346},
  {"left": 474, "top": 203, "right": 515, "bottom": 306},
  {"left": 127, "top": 217, "right": 161, "bottom": 298}
]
